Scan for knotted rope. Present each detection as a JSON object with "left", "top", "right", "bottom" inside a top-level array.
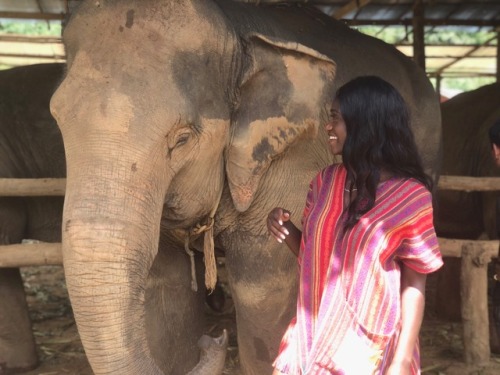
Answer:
[{"left": 183, "top": 188, "right": 222, "bottom": 293}]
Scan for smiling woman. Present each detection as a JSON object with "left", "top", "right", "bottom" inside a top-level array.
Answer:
[{"left": 267, "top": 76, "right": 443, "bottom": 375}]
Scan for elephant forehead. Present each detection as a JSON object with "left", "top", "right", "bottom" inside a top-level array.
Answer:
[{"left": 68, "top": 0, "right": 228, "bottom": 55}]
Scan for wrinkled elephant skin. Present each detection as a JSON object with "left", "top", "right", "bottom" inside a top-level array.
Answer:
[
  {"left": 0, "top": 63, "right": 65, "bottom": 372},
  {"left": 50, "top": 1, "right": 442, "bottom": 374},
  {"left": 433, "top": 83, "right": 500, "bottom": 322},
  {"left": 435, "top": 82, "right": 500, "bottom": 240},
  {"left": 186, "top": 330, "right": 228, "bottom": 375}
]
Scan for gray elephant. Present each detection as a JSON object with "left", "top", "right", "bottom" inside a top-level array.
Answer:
[
  {"left": 433, "top": 83, "right": 500, "bottom": 333},
  {"left": 435, "top": 82, "right": 500, "bottom": 240},
  {"left": 0, "top": 62, "right": 225, "bottom": 374},
  {"left": 0, "top": 63, "right": 65, "bottom": 373},
  {"left": 50, "top": 1, "right": 442, "bottom": 374}
]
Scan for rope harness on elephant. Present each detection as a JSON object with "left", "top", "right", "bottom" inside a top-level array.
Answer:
[{"left": 183, "top": 188, "right": 222, "bottom": 293}]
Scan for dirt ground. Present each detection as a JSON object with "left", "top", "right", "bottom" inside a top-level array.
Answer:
[{"left": 18, "top": 265, "right": 500, "bottom": 375}]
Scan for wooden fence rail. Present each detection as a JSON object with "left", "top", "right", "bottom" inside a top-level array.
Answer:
[
  {"left": 1, "top": 175, "right": 500, "bottom": 197},
  {"left": 1, "top": 175, "right": 500, "bottom": 366}
]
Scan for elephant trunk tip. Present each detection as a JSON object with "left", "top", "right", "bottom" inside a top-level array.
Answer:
[{"left": 186, "top": 329, "right": 229, "bottom": 375}]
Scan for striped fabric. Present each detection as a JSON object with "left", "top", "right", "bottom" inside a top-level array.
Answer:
[{"left": 274, "top": 164, "right": 443, "bottom": 375}]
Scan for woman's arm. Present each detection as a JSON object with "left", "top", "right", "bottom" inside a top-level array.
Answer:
[
  {"left": 266, "top": 208, "right": 302, "bottom": 257},
  {"left": 386, "top": 265, "right": 427, "bottom": 375}
]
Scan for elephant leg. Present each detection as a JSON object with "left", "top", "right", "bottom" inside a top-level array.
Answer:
[
  {"left": 0, "top": 269, "right": 38, "bottom": 372},
  {"left": 225, "top": 235, "right": 298, "bottom": 375},
  {"left": 145, "top": 237, "right": 206, "bottom": 374},
  {"left": 0, "top": 198, "right": 38, "bottom": 372}
]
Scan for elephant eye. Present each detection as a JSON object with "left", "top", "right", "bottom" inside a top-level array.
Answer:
[{"left": 175, "top": 132, "right": 190, "bottom": 147}]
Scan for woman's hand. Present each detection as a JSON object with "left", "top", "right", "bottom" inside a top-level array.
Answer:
[
  {"left": 267, "top": 207, "right": 292, "bottom": 243},
  {"left": 266, "top": 207, "right": 301, "bottom": 257}
]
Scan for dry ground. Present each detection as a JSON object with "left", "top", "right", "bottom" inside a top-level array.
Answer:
[{"left": 18, "top": 265, "right": 500, "bottom": 375}]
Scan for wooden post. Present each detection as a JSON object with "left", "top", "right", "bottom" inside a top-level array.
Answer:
[
  {"left": 497, "top": 29, "right": 499, "bottom": 82},
  {"left": 412, "top": 0, "right": 426, "bottom": 71},
  {"left": 435, "top": 74, "right": 441, "bottom": 98},
  {"left": 460, "top": 243, "right": 490, "bottom": 365}
]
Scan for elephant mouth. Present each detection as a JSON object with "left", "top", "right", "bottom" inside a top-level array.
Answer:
[{"left": 160, "top": 214, "right": 211, "bottom": 232}]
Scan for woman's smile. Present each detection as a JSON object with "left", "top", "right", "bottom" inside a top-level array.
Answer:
[{"left": 325, "top": 99, "right": 346, "bottom": 155}]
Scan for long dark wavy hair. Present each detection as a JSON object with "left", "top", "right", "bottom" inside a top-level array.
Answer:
[{"left": 337, "top": 75, "right": 433, "bottom": 229}]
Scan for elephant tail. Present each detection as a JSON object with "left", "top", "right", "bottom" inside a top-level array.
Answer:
[{"left": 186, "top": 329, "right": 228, "bottom": 375}]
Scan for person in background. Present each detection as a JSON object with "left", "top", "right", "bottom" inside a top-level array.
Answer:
[
  {"left": 267, "top": 76, "right": 443, "bottom": 375},
  {"left": 489, "top": 119, "right": 500, "bottom": 168},
  {"left": 489, "top": 118, "right": 500, "bottom": 353}
]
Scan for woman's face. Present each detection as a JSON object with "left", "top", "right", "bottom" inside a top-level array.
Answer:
[{"left": 325, "top": 99, "right": 347, "bottom": 155}]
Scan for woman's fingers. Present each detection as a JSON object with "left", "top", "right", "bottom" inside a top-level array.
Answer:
[{"left": 267, "top": 208, "right": 290, "bottom": 242}]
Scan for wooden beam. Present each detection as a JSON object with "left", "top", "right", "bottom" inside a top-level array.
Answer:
[
  {"left": 0, "top": 237, "right": 496, "bottom": 268},
  {"left": 438, "top": 238, "right": 498, "bottom": 259},
  {"left": 0, "top": 35, "right": 62, "bottom": 44},
  {"left": 437, "top": 175, "right": 500, "bottom": 192},
  {"left": 332, "top": 0, "right": 372, "bottom": 20},
  {"left": 346, "top": 19, "right": 500, "bottom": 27},
  {"left": 0, "top": 53, "right": 65, "bottom": 60},
  {"left": 0, "top": 11, "right": 64, "bottom": 21},
  {"left": 0, "top": 178, "right": 66, "bottom": 196},
  {"left": 0, "top": 175, "right": 499, "bottom": 198},
  {"left": 0, "top": 242, "right": 62, "bottom": 267},
  {"left": 434, "top": 35, "right": 498, "bottom": 76}
]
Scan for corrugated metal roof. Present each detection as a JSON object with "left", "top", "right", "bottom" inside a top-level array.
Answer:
[{"left": 0, "top": 0, "right": 498, "bottom": 78}]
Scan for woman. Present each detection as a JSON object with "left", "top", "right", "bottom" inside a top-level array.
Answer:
[{"left": 267, "top": 76, "right": 443, "bottom": 375}]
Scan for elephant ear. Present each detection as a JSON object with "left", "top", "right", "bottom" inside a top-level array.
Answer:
[{"left": 226, "top": 33, "right": 336, "bottom": 212}]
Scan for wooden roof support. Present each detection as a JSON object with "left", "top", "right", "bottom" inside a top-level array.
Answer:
[
  {"left": 497, "top": 29, "right": 499, "bottom": 82},
  {"left": 434, "top": 35, "right": 498, "bottom": 77},
  {"left": 332, "top": 0, "right": 372, "bottom": 20},
  {"left": 412, "top": 0, "right": 426, "bottom": 71},
  {"left": 0, "top": 11, "right": 64, "bottom": 20},
  {"left": 346, "top": 19, "right": 500, "bottom": 27}
]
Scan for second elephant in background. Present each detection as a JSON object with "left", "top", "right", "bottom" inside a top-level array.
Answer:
[{"left": 434, "top": 82, "right": 500, "bottom": 351}]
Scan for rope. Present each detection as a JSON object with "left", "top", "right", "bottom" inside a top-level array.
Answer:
[{"left": 183, "top": 186, "right": 223, "bottom": 293}]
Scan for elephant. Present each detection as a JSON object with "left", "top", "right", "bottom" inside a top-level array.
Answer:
[
  {"left": 435, "top": 82, "right": 500, "bottom": 240},
  {"left": 433, "top": 83, "right": 500, "bottom": 335},
  {"left": 0, "top": 63, "right": 65, "bottom": 373},
  {"left": 0, "top": 62, "right": 226, "bottom": 374},
  {"left": 49, "top": 0, "right": 442, "bottom": 374}
]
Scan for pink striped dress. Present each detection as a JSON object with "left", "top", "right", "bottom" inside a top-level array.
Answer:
[{"left": 274, "top": 164, "right": 443, "bottom": 375}]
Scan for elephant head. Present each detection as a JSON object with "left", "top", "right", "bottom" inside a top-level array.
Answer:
[{"left": 50, "top": 0, "right": 335, "bottom": 373}]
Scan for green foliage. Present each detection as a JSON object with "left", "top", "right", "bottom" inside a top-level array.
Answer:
[
  {"left": 438, "top": 77, "right": 496, "bottom": 92},
  {"left": 0, "top": 21, "right": 62, "bottom": 36},
  {"left": 355, "top": 25, "right": 498, "bottom": 93},
  {"left": 355, "top": 26, "right": 409, "bottom": 44},
  {"left": 356, "top": 25, "right": 496, "bottom": 45}
]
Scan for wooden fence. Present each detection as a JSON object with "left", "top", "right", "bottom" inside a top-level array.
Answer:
[{"left": 1, "top": 175, "right": 499, "bottom": 366}]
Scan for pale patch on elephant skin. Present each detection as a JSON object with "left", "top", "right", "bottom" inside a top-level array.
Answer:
[
  {"left": 227, "top": 116, "right": 316, "bottom": 209},
  {"left": 283, "top": 54, "right": 334, "bottom": 120}
]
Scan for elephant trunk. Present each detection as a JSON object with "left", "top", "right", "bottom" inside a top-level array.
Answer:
[
  {"left": 187, "top": 330, "right": 229, "bottom": 375},
  {"left": 61, "top": 156, "right": 167, "bottom": 374}
]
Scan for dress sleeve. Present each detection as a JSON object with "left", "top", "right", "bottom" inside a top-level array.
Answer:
[
  {"left": 301, "top": 168, "right": 325, "bottom": 228},
  {"left": 394, "top": 186, "right": 444, "bottom": 274}
]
